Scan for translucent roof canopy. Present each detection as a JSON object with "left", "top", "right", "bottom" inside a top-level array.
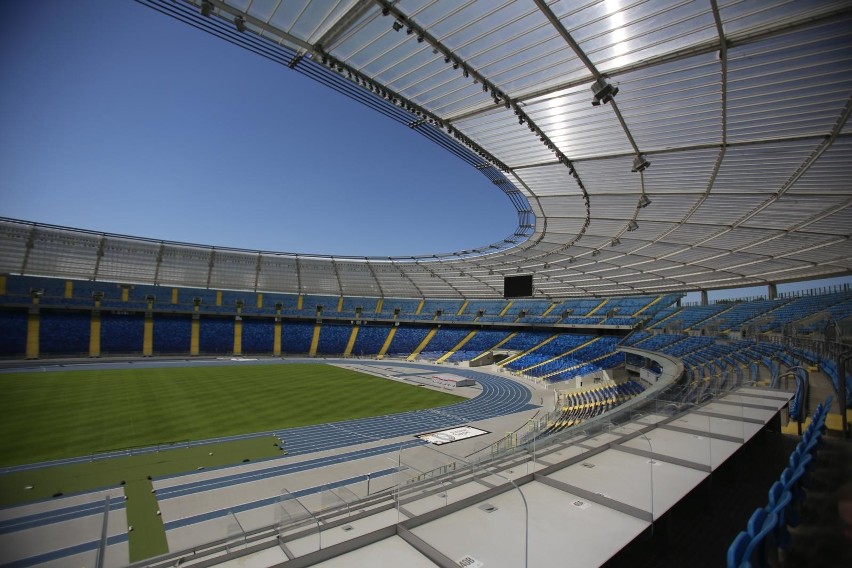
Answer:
[{"left": 3, "top": 0, "right": 850, "bottom": 298}]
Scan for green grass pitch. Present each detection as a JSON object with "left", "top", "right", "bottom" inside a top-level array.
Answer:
[{"left": 0, "top": 362, "right": 463, "bottom": 467}]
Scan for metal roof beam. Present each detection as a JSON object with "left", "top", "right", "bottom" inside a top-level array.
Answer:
[{"left": 445, "top": 4, "right": 852, "bottom": 123}]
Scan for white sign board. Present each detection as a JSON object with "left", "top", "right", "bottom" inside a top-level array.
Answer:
[{"left": 416, "top": 426, "right": 490, "bottom": 445}]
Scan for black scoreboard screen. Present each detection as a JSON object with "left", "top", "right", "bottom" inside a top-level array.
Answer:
[{"left": 504, "top": 274, "right": 533, "bottom": 298}]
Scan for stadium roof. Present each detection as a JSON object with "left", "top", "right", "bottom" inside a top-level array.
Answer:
[{"left": 3, "top": 0, "right": 851, "bottom": 299}]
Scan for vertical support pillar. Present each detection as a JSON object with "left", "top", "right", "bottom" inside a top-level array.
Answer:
[
  {"left": 26, "top": 307, "right": 39, "bottom": 359},
  {"left": 216, "top": 291, "right": 222, "bottom": 307},
  {"left": 143, "top": 296, "right": 154, "bottom": 356},
  {"left": 768, "top": 283, "right": 777, "bottom": 300},
  {"left": 89, "top": 292, "right": 104, "bottom": 357},
  {"left": 273, "top": 319, "right": 282, "bottom": 356},
  {"left": 233, "top": 317, "right": 243, "bottom": 356},
  {"left": 700, "top": 290, "right": 708, "bottom": 306},
  {"left": 143, "top": 314, "right": 153, "bottom": 356},
  {"left": 190, "top": 315, "right": 200, "bottom": 356},
  {"left": 64, "top": 281, "right": 73, "bottom": 299},
  {"left": 89, "top": 296, "right": 101, "bottom": 358},
  {"left": 0, "top": 275, "right": 7, "bottom": 295},
  {"left": 273, "top": 303, "right": 282, "bottom": 357},
  {"left": 171, "top": 288, "right": 179, "bottom": 305}
]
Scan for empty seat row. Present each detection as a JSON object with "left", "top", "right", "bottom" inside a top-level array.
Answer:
[{"left": 727, "top": 396, "right": 832, "bottom": 568}]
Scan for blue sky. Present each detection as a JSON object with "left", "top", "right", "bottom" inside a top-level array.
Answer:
[
  {"left": 0, "top": 0, "right": 517, "bottom": 257},
  {"left": 1, "top": 1, "right": 848, "bottom": 299}
]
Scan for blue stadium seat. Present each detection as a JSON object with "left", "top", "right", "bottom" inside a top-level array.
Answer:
[
  {"left": 766, "top": 481, "right": 793, "bottom": 550},
  {"left": 745, "top": 508, "right": 777, "bottom": 568},
  {"left": 727, "top": 530, "right": 751, "bottom": 568}
]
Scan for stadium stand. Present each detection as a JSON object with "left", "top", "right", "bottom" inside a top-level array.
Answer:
[
  {"left": 445, "top": 329, "right": 511, "bottom": 363},
  {"left": 417, "top": 327, "right": 472, "bottom": 361},
  {"left": 503, "top": 333, "right": 596, "bottom": 373},
  {"left": 100, "top": 313, "right": 144, "bottom": 354},
  {"left": 242, "top": 318, "right": 274, "bottom": 353},
  {"left": 0, "top": 309, "right": 26, "bottom": 356},
  {"left": 280, "top": 321, "right": 315, "bottom": 354},
  {"left": 384, "top": 326, "right": 431, "bottom": 356},
  {"left": 378, "top": 298, "right": 421, "bottom": 318},
  {"left": 316, "top": 323, "right": 352, "bottom": 355},
  {"left": 39, "top": 311, "right": 89, "bottom": 355},
  {"left": 726, "top": 397, "right": 833, "bottom": 567},
  {"left": 544, "top": 380, "right": 646, "bottom": 433},
  {"left": 350, "top": 324, "right": 391, "bottom": 357},
  {"left": 2, "top": 2, "right": 851, "bottom": 565},
  {"left": 152, "top": 314, "right": 192, "bottom": 353}
]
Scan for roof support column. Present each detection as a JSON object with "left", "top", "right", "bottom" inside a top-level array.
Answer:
[{"left": 768, "top": 283, "right": 777, "bottom": 300}]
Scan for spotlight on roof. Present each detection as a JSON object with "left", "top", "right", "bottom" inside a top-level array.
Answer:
[
  {"left": 627, "top": 220, "right": 639, "bottom": 231},
  {"left": 611, "top": 237, "right": 621, "bottom": 247},
  {"left": 392, "top": 20, "right": 403, "bottom": 31},
  {"left": 381, "top": 7, "right": 390, "bottom": 16},
  {"left": 638, "top": 194, "right": 652, "bottom": 208},
  {"left": 592, "top": 249, "right": 601, "bottom": 257},
  {"left": 200, "top": 0, "right": 213, "bottom": 17},
  {"left": 417, "top": 34, "right": 424, "bottom": 43},
  {"left": 591, "top": 77, "right": 618, "bottom": 106},
  {"left": 631, "top": 154, "right": 650, "bottom": 173},
  {"left": 234, "top": 15, "right": 246, "bottom": 32}
]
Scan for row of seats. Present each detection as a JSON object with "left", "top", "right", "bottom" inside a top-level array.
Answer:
[
  {"left": 647, "top": 291, "right": 851, "bottom": 335},
  {"left": 727, "top": 397, "right": 832, "bottom": 568},
  {"left": 544, "top": 381, "right": 646, "bottom": 433},
  {"left": 0, "top": 275, "right": 680, "bottom": 321}
]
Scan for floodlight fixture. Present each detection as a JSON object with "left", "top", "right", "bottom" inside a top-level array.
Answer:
[
  {"left": 234, "top": 15, "right": 246, "bottom": 32},
  {"left": 611, "top": 237, "right": 621, "bottom": 247},
  {"left": 627, "top": 220, "right": 639, "bottom": 231},
  {"left": 591, "top": 77, "right": 619, "bottom": 106},
  {"left": 392, "top": 20, "right": 403, "bottom": 31},
  {"left": 417, "top": 34, "right": 424, "bottom": 43},
  {"left": 381, "top": 7, "right": 390, "bottom": 16},
  {"left": 632, "top": 154, "right": 651, "bottom": 172},
  {"left": 638, "top": 194, "right": 652, "bottom": 208},
  {"left": 592, "top": 249, "right": 601, "bottom": 257},
  {"left": 200, "top": 0, "right": 213, "bottom": 17}
]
